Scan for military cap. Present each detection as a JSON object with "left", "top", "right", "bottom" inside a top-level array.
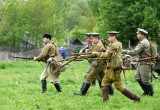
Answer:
[
  {"left": 84, "top": 33, "right": 91, "bottom": 38},
  {"left": 43, "top": 34, "right": 52, "bottom": 39},
  {"left": 91, "top": 33, "right": 100, "bottom": 37},
  {"left": 107, "top": 31, "right": 119, "bottom": 37},
  {"left": 107, "top": 31, "right": 119, "bottom": 34},
  {"left": 136, "top": 28, "right": 148, "bottom": 35}
]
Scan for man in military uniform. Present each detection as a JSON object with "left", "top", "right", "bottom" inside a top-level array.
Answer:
[
  {"left": 122, "top": 28, "right": 154, "bottom": 96},
  {"left": 79, "top": 33, "right": 93, "bottom": 54},
  {"left": 74, "top": 33, "right": 114, "bottom": 96},
  {"left": 33, "top": 34, "right": 62, "bottom": 93},
  {"left": 93, "top": 31, "right": 140, "bottom": 102}
]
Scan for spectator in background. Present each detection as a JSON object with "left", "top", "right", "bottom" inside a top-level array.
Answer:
[{"left": 59, "top": 46, "right": 67, "bottom": 59}]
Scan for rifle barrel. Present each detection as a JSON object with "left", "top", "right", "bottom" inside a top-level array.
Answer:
[
  {"left": 71, "top": 52, "right": 92, "bottom": 56},
  {"left": 13, "top": 56, "right": 33, "bottom": 60}
]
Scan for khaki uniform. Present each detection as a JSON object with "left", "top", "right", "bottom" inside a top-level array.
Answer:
[
  {"left": 35, "top": 41, "right": 61, "bottom": 84},
  {"left": 127, "top": 38, "right": 151, "bottom": 85},
  {"left": 97, "top": 40, "right": 125, "bottom": 92},
  {"left": 85, "top": 40, "right": 106, "bottom": 84}
]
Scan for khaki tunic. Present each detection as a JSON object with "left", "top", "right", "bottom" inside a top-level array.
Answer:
[
  {"left": 35, "top": 41, "right": 61, "bottom": 83},
  {"left": 85, "top": 40, "right": 106, "bottom": 84},
  {"left": 97, "top": 40, "right": 125, "bottom": 92},
  {"left": 128, "top": 38, "right": 152, "bottom": 85}
]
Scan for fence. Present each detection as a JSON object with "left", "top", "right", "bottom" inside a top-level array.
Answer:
[{"left": 0, "top": 45, "right": 84, "bottom": 61}]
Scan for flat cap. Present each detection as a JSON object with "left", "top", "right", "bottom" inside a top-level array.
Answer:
[
  {"left": 107, "top": 31, "right": 119, "bottom": 34},
  {"left": 136, "top": 28, "right": 148, "bottom": 35}
]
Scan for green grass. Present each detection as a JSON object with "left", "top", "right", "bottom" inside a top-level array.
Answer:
[{"left": 0, "top": 61, "right": 160, "bottom": 110}]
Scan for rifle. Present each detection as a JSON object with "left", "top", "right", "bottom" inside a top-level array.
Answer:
[
  {"left": 70, "top": 52, "right": 92, "bottom": 56},
  {"left": 137, "top": 56, "right": 160, "bottom": 62},
  {"left": 13, "top": 56, "right": 34, "bottom": 60}
]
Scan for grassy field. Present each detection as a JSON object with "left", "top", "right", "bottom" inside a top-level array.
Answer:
[{"left": 0, "top": 61, "right": 160, "bottom": 110}]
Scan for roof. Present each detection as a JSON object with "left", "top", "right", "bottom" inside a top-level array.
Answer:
[{"left": 70, "top": 39, "right": 83, "bottom": 45}]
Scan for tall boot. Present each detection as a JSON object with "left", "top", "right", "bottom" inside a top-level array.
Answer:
[
  {"left": 146, "top": 85, "right": 154, "bottom": 96},
  {"left": 102, "top": 86, "right": 109, "bottom": 102},
  {"left": 74, "top": 83, "right": 90, "bottom": 96},
  {"left": 98, "top": 81, "right": 102, "bottom": 89},
  {"left": 41, "top": 80, "right": 47, "bottom": 93},
  {"left": 122, "top": 88, "right": 140, "bottom": 101},
  {"left": 74, "top": 82, "right": 85, "bottom": 95},
  {"left": 137, "top": 80, "right": 148, "bottom": 95},
  {"left": 80, "top": 82, "right": 85, "bottom": 90},
  {"left": 54, "top": 83, "right": 62, "bottom": 92},
  {"left": 108, "top": 85, "right": 114, "bottom": 95}
]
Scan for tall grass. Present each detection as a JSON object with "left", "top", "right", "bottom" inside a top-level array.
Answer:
[{"left": 0, "top": 61, "right": 160, "bottom": 110}]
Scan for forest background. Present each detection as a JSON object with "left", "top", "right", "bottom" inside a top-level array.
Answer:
[{"left": 0, "top": 0, "right": 160, "bottom": 52}]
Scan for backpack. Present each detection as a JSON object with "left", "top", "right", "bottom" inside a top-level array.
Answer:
[
  {"left": 110, "top": 49, "right": 123, "bottom": 69},
  {"left": 51, "top": 55, "right": 67, "bottom": 73},
  {"left": 149, "top": 41, "right": 158, "bottom": 58}
]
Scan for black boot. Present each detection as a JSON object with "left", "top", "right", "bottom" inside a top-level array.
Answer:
[
  {"left": 74, "top": 82, "right": 85, "bottom": 95},
  {"left": 98, "top": 81, "right": 102, "bottom": 89},
  {"left": 122, "top": 88, "right": 140, "bottom": 101},
  {"left": 146, "top": 85, "right": 154, "bottom": 96},
  {"left": 108, "top": 85, "right": 114, "bottom": 95},
  {"left": 80, "top": 82, "right": 85, "bottom": 90},
  {"left": 74, "top": 83, "right": 90, "bottom": 96},
  {"left": 137, "top": 80, "right": 148, "bottom": 96},
  {"left": 54, "top": 83, "right": 62, "bottom": 92},
  {"left": 41, "top": 80, "right": 47, "bottom": 93}
]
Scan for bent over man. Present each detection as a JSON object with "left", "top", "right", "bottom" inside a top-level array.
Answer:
[{"left": 33, "top": 34, "right": 63, "bottom": 93}]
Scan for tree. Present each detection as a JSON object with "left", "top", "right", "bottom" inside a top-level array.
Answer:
[{"left": 89, "top": 0, "right": 160, "bottom": 48}]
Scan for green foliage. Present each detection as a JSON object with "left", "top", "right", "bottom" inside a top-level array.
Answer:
[
  {"left": 89, "top": 0, "right": 160, "bottom": 48},
  {"left": 1, "top": 0, "right": 160, "bottom": 51}
]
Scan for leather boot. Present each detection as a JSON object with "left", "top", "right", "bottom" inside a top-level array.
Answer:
[
  {"left": 137, "top": 80, "right": 148, "bottom": 96},
  {"left": 108, "top": 85, "right": 114, "bottom": 95},
  {"left": 54, "top": 83, "right": 62, "bottom": 92},
  {"left": 122, "top": 88, "right": 140, "bottom": 101},
  {"left": 41, "top": 80, "right": 47, "bottom": 93},
  {"left": 98, "top": 81, "right": 102, "bottom": 89},
  {"left": 80, "top": 82, "right": 85, "bottom": 90},
  {"left": 74, "top": 82, "right": 85, "bottom": 95},
  {"left": 146, "top": 85, "right": 154, "bottom": 96},
  {"left": 74, "top": 83, "right": 90, "bottom": 96},
  {"left": 102, "top": 86, "right": 109, "bottom": 102}
]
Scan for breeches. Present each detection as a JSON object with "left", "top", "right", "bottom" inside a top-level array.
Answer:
[
  {"left": 84, "top": 64, "right": 92, "bottom": 80},
  {"left": 135, "top": 64, "right": 151, "bottom": 85},
  {"left": 102, "top": 68, "right": 125, "bottom": 93},
  {"left": 86, "top": 64, "right": 106, "bottom": 84},
  {"left": 40, "top": 63, "right": 60, "bottom": 84}
]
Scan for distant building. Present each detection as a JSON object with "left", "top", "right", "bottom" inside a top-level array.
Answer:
[
  {"left": 69, "top": 39, "right": 83, "bottom": 53},
  {"left": 69, "top": 39, "right": 83, "bottom": 45}
]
